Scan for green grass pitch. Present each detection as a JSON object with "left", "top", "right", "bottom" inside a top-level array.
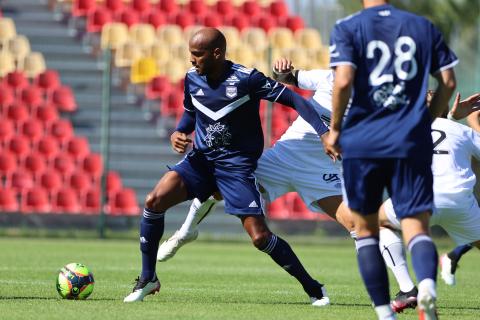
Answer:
[{"left": 0, "top": 236, "right": 479, "bottom": 319}]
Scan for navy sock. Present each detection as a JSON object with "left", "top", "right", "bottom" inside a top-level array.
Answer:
[
  {"left": 448, "top": 244, "right": 473, "bottom": 262},
  {"left": 260, "top": 234, "right": 318, "bottom": 293},
  {"left": 408, "top": 234, "right": 438, "bottom": 282},
  {"left": 356, "top": 237, "right": 390, "bottom": 306},
  {"left": 140, "top": 208, "right": 165, "bottom": 281}
]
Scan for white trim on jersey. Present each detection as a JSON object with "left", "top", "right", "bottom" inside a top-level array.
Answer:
[
  {"left": 190, "top": 94, "right": 250, "bottom": 121},
  {"left": 329, "top": 61, "right": 358, "bottom": 69},
  {"left": 433, "top": 59, "right": 459, "bottom": 75},
  {"left": 273, "top": 86, "right": 287, "bottom": 102}
]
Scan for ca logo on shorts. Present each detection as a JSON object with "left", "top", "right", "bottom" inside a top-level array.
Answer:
[
  {"left": 226, "top": 86, "right": 237, "bottom": 98},
  {"left": 322, "top": 174, "right": 340, "bottom": 183}
]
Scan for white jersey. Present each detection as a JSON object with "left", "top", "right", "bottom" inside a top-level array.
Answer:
[
  {"left": 431, "top": 118, "right": 480, "bottom": 207},
  {"left": 272, "top": 69, "right": 334, "bottom": 168}
]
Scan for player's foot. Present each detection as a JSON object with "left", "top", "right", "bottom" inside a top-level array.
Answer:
[
  {"left": 123, "top": 276, "right": 161, "bottom": 302},
  {"left": 417, "top": 288, "right": 438, "bottom": 320},
  {"left": 440, "top": 254, "right": 456, "bottom": 286},
  {"left": 157, "top": 229, "right": 199, "bottom": 262},
  {"left": 305, "top": 281, "right": 330, "bottom": 307},
  {"left": 391, "top": 287, "right": 418, "bottom": 313}
]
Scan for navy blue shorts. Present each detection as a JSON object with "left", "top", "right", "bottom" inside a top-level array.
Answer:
[
  {"left": 342, "top": 157, "right": 433, "bottom": 218},
  {"left": 171, "top": 150, "right": 264, "bottom": 216}
]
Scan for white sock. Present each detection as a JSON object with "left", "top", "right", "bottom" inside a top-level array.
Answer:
[
  {"left": 379, "top": 228, "right": 416, "bottom": 293},
  {"left": 177, "top": 197, "right": 218, "bottom": 237},
  {"left": 418, "top": 278, "right": 436, "bottom": 299},
  {"left": 374, "top": 304, "right": 396, "bottom": 320}
]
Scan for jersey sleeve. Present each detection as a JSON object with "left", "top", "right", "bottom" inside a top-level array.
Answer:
[
  {"left": 430, "top": 24, "right": 459, "bottom": 75},
  {"left": 175, "top": 77, "right": 196, "bottom": 134},
  {"left": 183, "top": 77, "right": 195, "bottom": 112},
  {"left": 297, "top": 70, "right": 326, "bottom": 90},
  {"left": 329, "top": 22, "right": 357, "bottom": 69},
  {"left": 469, "top": 129, "right": 480, "bottom": 160},
  {"left": 248, "top": 69, "right": 287, "bottom": 102}
]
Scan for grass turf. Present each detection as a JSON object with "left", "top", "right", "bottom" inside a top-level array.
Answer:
[{"left": 0, "top": 236, "right": 479, "bottom": 319}]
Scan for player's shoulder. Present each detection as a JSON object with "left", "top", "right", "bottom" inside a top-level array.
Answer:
[
  {"left": 433, "top": 118, "right": 473, "bottom": 136},
  {"left": 230, "top": 62, "right": 255, "bottom": 76}
]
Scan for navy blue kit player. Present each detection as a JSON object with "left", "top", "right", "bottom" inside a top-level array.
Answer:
[
  {"left": 124, "top": 28, "right": 332, "bottom": 306},
  {"left": 325, "top": 0, "right": 458, "bottom": 319}
]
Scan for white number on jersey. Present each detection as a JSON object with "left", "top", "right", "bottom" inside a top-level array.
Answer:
[{"left": 367, "top": 36, "right": 418, "bottom": 86}]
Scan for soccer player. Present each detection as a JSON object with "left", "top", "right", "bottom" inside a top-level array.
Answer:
[
  {"left": 124, "top": 28, "right": 333, "bottom": 305},
  {"left": 326, "top": 1, "right": 458, "bottom": 319},
  {"left": 156, "top": 58, "right": 355, "bottom": 262}
]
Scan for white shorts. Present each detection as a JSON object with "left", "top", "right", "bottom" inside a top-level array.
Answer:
[
  {"left": 384, "top": 196, "right": 480, "bottom": 245},
  {"left": 254, "top": 143, "right": 342, "bottom": 212}
]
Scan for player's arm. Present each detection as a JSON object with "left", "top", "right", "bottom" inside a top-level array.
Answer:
[
  {"left": 272, "top": 58, "right": 298, "bottom": 86},
  {"left": 171, "top": 81, "right": 195, "bottom": 154},
  {"left": 429, "top": 69, "right": 456, "bottom": 119},
  {"left": 448, "top": 92, "right": 480, "bottom": 121},
  {"left": 467, "top": 111, "right": 480, "bottom": 133}
]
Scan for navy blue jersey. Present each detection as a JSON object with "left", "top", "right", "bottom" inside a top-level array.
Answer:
[
  {"left": 177, "top": 60, "right": 327, "bottom": 168},
  {"left": 329, "top": 4, "right": 458, "bottom": 159}
]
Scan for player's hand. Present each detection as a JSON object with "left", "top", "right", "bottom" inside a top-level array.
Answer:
[
  {"left": 449, "top": 92, "right": 480, "bottom": 120},
  {"left": 273, "top": 58, "right": 294, "bottom": 74},
  {"left": 321, "top": 130, "right": 342, "bottom": 162},
  {"left": 170, "top": 131, "right": 192, "bottom": 154}
]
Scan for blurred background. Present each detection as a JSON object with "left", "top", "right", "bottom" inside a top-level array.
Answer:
[{"left": 0, "top": 0, "right": 478, "bottom": 238}]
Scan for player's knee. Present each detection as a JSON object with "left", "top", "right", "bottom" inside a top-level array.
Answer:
[
  {"left": 251, "top": 231, "right": 271, "bottom": 249},
  {"left": 145, "top": 191, "right": 168, "bottom": 212}
]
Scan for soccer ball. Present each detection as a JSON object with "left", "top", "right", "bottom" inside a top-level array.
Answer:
[{"left": 56, "top": 263, "right": 95, "bottom": 299}]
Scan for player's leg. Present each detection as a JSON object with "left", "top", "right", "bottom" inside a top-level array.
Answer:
[
  {"left": 440, "top": 244, "right": 473, "bottom": 286},
  {"left": 343, "top": 158, "right": 395, "bottom": 320},
  {"left": 316, "top": 195, "right": 355, "bottom": 234},
  {"left": 124, "top": 170, "right": 189, "bottom": 302},
  {"left": 240, "top": 215, "right": 329, "bottom": 306},
  {"left": 379, "top": 200, "right": 417, "bottom": 313},
  {"left": 157, "top": 193, "right": 221, "bottom": 261}
]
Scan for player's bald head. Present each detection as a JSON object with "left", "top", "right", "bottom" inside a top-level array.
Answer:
[{"left": 189, "top": 27, "right": 226, "bottom": 53}]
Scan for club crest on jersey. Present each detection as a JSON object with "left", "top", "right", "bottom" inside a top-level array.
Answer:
[{"left": 226, "top": 86, "right": 237, "bottom": 98}]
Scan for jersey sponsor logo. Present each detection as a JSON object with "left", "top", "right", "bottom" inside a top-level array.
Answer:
[
  {"left": 322, "top": 173, "right": 340, "bottom": 183},
  {"left": 226, "top": 75, "right": 240, "bottom": 84},
  {"left": 205, "top": 122, "right": 232, "bottom": 150},
  {"left": 372, "top": 82, "right": 409, "bottom": 110},
  {"left": 195, "top": 88, "right": 205, "bottom": 96},
  {"left": 226, "top": 86, "right": 237, "bottom": 98},
  {"left": 248, "top": 201, "right": 258, "bottom": 208}
]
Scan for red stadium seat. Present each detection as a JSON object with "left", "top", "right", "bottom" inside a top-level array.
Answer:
[
  {"left": 173, "top": 12, "right": 195, "bottom": 29},
  {"left": 0, "top": 187, "right": 19, "bottom": 212},
  {"left": 36, "top": 104, "right": 59, "bottom": 125},
  {"left": 83, "top": 153, "right": 103, "bottom": 181},
  {"left": 131, "top": 0, "right": 151, "bottom": 15},
  {"left": 66, "top": 137, "right": 90, "bottom": 162},
  {"left": 39, "top": 169, "right": 63, "bottom": 194},
  {"left": 51, "top": 86, "right": 77, "bottom": 113},
  {"left": 20, "top": 119, "right": 44, "bottom": 143},
  {"left": 20, "top": 85, "right": 44, "bottom": 109},
  {"left": 0, "top": 151, "right": 17, "bottom": 178},
  {"left": 5, "top": 170, "right": 34, "bottom": 193},
  {"left": 242, "top": 1, "right": 262, "bottom": 16},
  {"left": 6, "top": 103, "right": 29, "bottom": 124},
  {"left": 255, "top": 15, "right": 277, "bottom": 32},
  {"left": 52, "top": 153, "right": 76, "bottom": 177},
  {"left": 86, "top": 7, "right": 113, "bottom": 33},
  {"left": 145, "top": 76, "right": 171, "bottom": 100},
  {"left": 108, "top": 188, "right": 139, "bottom": 216},
  {"left": 267, "top": 197, "right": 289, "bottom": 219},
  {"left": 20, "top": 187, "right": 50, "bottom": 213},
  {"left": 104, "top": 0, "right": 124, "bottom": 15},
  {"left": 158, "top": 0, "right": 178, "bottom": 15},
  {"left": 49, "top": 119, "right": 74, "bottom": 145},
  {"left": 269, "top": 1, "right": 289, "bottom": 18},
  {"left": 188, "top": 0, "right": 208, "bottom": 16},
  {"left": 35, "top": 70, "right": 61, "bottom": 96},
  {"left": 82, "top": 188, "right": 101, "bottom": 214},
  {"left": 162, "top": 90, "right": 183, "bottom": 117},
  {"left": 36, "top": 135, "right": 60, "bottom": 160},
  {"left": 52, "top": 188, "right": 81, "bottom": 214},
  {"left": 7, "top": 135, "right": 31, "bottom": 160},
  {"left": 142, "top": 10, "right": 167, "bottom": 29},
  {"left": 284, "top": 15, "right": 304, "bottom": 32},
  {"left": 215, "top": 0, "right": 234, "bottom": 16},
  {"left": 72, "top": 0, "right": 97, "bottom": 18},
  {"left": 23, "top": 152, "right": 47, "bottom": 177},
  {"left": 106, "top": 170, "right": 123, "bottom": 194},
  {"left": 203, "top": 14, "right": 222, "bottom": 28},
  {"left": 4, "top": 71, "right": 29, "bottom": 92},
  {"left": 117, "top": 8, "right": 140, "bottom": 27},
  {"left": 69, "top": 171, "right": 92, "bottom": 194},
  {"left": 0, "top": 119, "right": 14, "bottom": 144},
  {"left": 0, "top": 84, "right": 14, "bottom": 109}
]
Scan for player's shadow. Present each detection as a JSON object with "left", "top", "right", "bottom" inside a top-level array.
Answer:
[{"left": 0, "top": 296, "right": 117, "bottom": 301}]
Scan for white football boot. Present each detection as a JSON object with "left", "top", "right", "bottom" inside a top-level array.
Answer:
[
  {"left": 440, "top": 254, "right": 456, "bottom": 286},
  {"left": 157, "top": 229, "right": 199, "bottom": 261},
  {"left": 123, "top": 276, "right": 161, "bottom": 302},
  {"left": 417, "top": 285, "right": 438, "bottom": 320},
  {"left": 309, "top": 283, "right": 330, "bottom": 307}
]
